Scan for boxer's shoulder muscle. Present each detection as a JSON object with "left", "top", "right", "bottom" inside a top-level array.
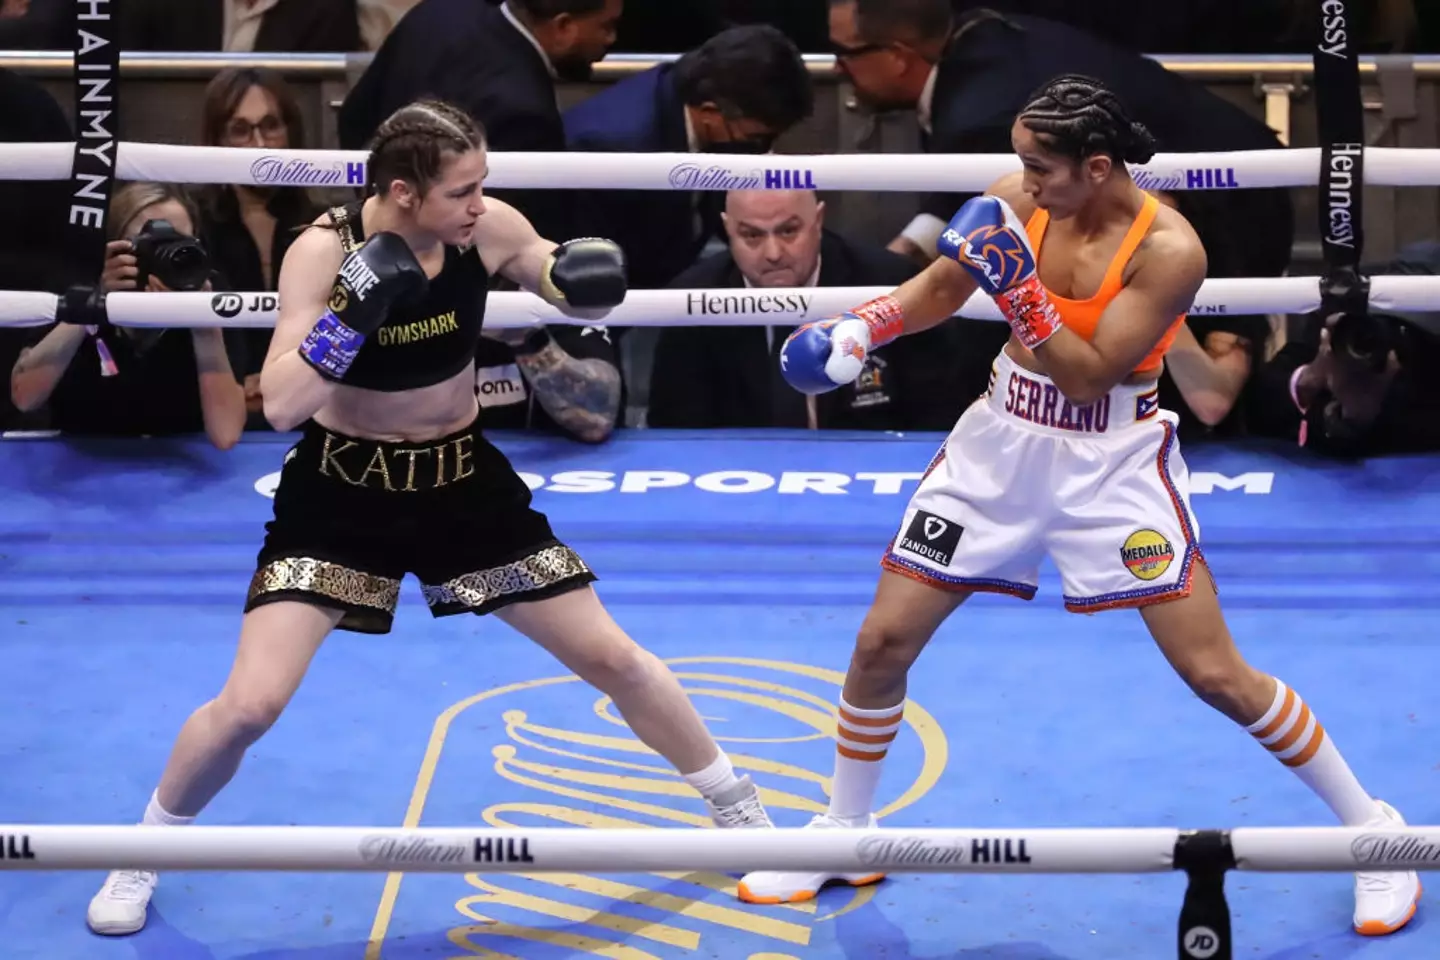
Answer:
[
  {"left": 472, "top": 197, "right": 530, "bottom": 248},
  {"left": 471, "top": 197, "right": 544, "bottom": 275},
  {"left": 280, "top": 220, "right": 347, "bottom": 297},
  {"left": 1128, "top": 204, "right": 1206, "bottom": 288}
]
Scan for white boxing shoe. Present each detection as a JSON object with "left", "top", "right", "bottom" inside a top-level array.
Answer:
[
  {"left": 1353, "top": 800, "right": 1422, "bottom": 936},
  {"left": 737, "top": 813, "right": 885, "bottom": 903},
  {"left": 706, "top": 775, "right": 774, "bottom": 829},
  {"left": 86, "top": 869, "right": 157, "bottom": 936}
]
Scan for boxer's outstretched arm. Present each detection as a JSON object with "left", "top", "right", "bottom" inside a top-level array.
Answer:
[
  {"left": 883, "top": 255, "right": 982, "bottom": 337},
  {"left": 473, "top": 197, "right": 561, "bottom": 298}
]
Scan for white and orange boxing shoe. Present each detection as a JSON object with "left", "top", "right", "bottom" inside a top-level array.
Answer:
[
  {"left": 736, "top": 812, "right": 885, "bottom": 904},
  {"left": 1352, "top": 800, "right": 1422, "bottom": 936}
]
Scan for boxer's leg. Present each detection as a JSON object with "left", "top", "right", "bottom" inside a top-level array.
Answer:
[
  {"left": 739, "top": 404, "right": 1046, "bottom": 905},
  {"left": 87, "top": 600, "right": 346, "bottom": 936},
  {"left": 156, "top": 601, "right": 343, "bottom": 817},
  {"left": 830, "top": 571, "right": 971, "bottom": 820},
  {"left": 735, "top": 572, "right": 971, "bottom": 904},
  {"left": 89, "top": 420, "right": 406, "bottom": 937},
  {"left": 835, "top": 404, "right": 1042, "bottom": 826},
  {"left": 415, "top": 430, "right": 769, "bottom": 828},
  {"left": 1142, "top": 573, "right": 1420, "bottom": 936},
  {"left": 496, "top": 586, "right": 771, "bottom": 827},
  {"left": 1056, "top": 417, "right": 1419, "bottom": 937}
]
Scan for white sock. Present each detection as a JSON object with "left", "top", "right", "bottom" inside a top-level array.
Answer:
[
  {"left": 827, "top": 697, "right": 904, "bottom": 823},
  {"left": 1246, "top": 677, "right": 1378, "bottom": 826},
  {"left": 141, "top": 790, "right": 195, "bottom": 827},
  {"left": 682, "top": 751, "right": 741, "bottom": 800}
]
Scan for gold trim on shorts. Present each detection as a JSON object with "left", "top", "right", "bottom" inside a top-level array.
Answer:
[
  {"left": 421, "top": 544, "right": 591, "bottom": 610},
  {"left": 247, "top": 557, "right": 402, "bottom": 613}
]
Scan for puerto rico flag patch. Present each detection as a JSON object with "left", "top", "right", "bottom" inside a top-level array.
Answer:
[{"left": 1135, "top": 389, "right": 1159, "bottom": 422}]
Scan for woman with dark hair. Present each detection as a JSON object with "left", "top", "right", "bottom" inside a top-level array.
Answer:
[
  {"left": 196, "top": 67, "right": 323, "bottom": 422},
  {"left": 742, "top": 74, "right": 1421, "bottom": 939},
  {"left": 86, "top": 98, "right": 772, "bottom": 938}
]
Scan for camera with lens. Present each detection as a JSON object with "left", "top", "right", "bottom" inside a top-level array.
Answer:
[
  {"left": 131, "top": 219, "right": 211, "bottom": 292},
  {"left": 1327, "top": 311, "right": 1398, "bottom": 374}
]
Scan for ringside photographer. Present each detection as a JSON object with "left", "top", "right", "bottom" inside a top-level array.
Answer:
[
  {"left": 9, "top": 182, "right": 248, "bottom": 449},
  {"left": 1248, "top": 242, "right": 1440, "bottom": 457}
]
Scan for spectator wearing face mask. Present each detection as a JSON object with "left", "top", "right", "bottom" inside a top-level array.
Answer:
[
  {"left": 563, "top": 24, "right": 815, "bottom": 292},
  {"left": 647, "top": 189, "right": 997, "bottom": 430}
]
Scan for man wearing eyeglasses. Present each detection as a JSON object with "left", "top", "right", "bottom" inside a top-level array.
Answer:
[
  {"left": 827, "top": 0, "right": 1292, "bottom": 295},
  {"left": 827, "top": 0, "right": 1293, "bottom": 447}
]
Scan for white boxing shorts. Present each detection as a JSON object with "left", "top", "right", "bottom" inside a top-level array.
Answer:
[{"left": 881, "top": 349, "right": 1204, "bottom": 613}]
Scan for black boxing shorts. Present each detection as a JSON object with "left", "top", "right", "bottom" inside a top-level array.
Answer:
[{"left": 244, "top": 414, "right": 595, "bottom": 633}]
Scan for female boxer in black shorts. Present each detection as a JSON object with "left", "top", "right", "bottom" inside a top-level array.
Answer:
[{"left": 87, "top": 99, "right": 772, "bottom": 936}]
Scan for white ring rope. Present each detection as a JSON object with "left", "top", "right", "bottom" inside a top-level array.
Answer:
[
  {"left": 7, "top": 141, "right": 1440, "bottom": 190},
  {"left": 0, "top": 276, "right": 1435, "bottom": 330},
  {"left": 0, "top": 824, "right": 1435, "bottom": 873}
]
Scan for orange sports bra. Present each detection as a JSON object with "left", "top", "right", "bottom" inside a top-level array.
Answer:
[{"left": 1023, "top": 193, "right": 1184, "bottom": 377}]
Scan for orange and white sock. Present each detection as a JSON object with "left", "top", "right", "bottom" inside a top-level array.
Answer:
[
  {"left": 1246, "top": 677, "right": 1378, "bottom": 826},
  {"left": 827, "top": 697, "right": 904, "bottom": 823}
]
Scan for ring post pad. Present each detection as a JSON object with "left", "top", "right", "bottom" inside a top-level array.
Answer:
[{"left": 1173, "top": 829, "right": 1236, "bottom": 960}]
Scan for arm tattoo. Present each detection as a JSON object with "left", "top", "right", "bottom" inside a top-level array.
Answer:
[{"left": 515, "top": 339, "right": 622, "bottom": 439}]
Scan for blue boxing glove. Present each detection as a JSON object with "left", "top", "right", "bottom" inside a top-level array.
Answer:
[
  {"left": 936, "top": 195, "right": 1062, "bottom": 349},
  {"left": 779, "top": 293, "right": 908, "bottom": 395},
  {"left": 779, "top": 317, "right": 870, "bottom": 395}
]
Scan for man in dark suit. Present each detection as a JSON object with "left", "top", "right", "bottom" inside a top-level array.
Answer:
[
  {"left": 648, "top": 189, "right": 1007, "bottom": 430},
  {"left": 827, "top": 0, "right": 1292, "bottom": 282},
  {"left": 563, "top": 24, "right": 814, "bottom": 292},
  {"left": 948, "top": 0, "right": 1295, "bottom": 55},
  {"left": 339, "top": 0, "right": 621, "bottom": 243}
]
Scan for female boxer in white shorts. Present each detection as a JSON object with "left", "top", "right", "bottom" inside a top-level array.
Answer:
[
  {"left": 745, "top": 74, "right": 1419, "bottom": 937},
  {"left": 86, "top": 98, "right": 771, "bottom": 937}
]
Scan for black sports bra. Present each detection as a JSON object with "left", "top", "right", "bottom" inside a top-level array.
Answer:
[{"left": 328, "top": 201, "right": 490, "bottom": 392}]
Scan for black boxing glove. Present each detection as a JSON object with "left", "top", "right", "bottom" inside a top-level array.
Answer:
[
  {"left": 298, "top": 231, "right": 428, "bottom": 380},
  {"left": 539, "top": 238, "right": 627, "bottom": 311}
]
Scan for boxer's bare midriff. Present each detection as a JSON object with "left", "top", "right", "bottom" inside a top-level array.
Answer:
[
  {"left": 311, "top": 367, "right": 479, "bottom": 442},
  {"left": 1004, "top": 337, "right": 1161, "bottom": 391}
]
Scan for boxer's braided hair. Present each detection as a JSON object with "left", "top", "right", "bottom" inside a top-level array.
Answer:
[
  {"left": 367, "top": 99, "right": 486, "bottom": 197},
  {"left": 1017, "top": 74, "right": 1157, "bottom": 166}
]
